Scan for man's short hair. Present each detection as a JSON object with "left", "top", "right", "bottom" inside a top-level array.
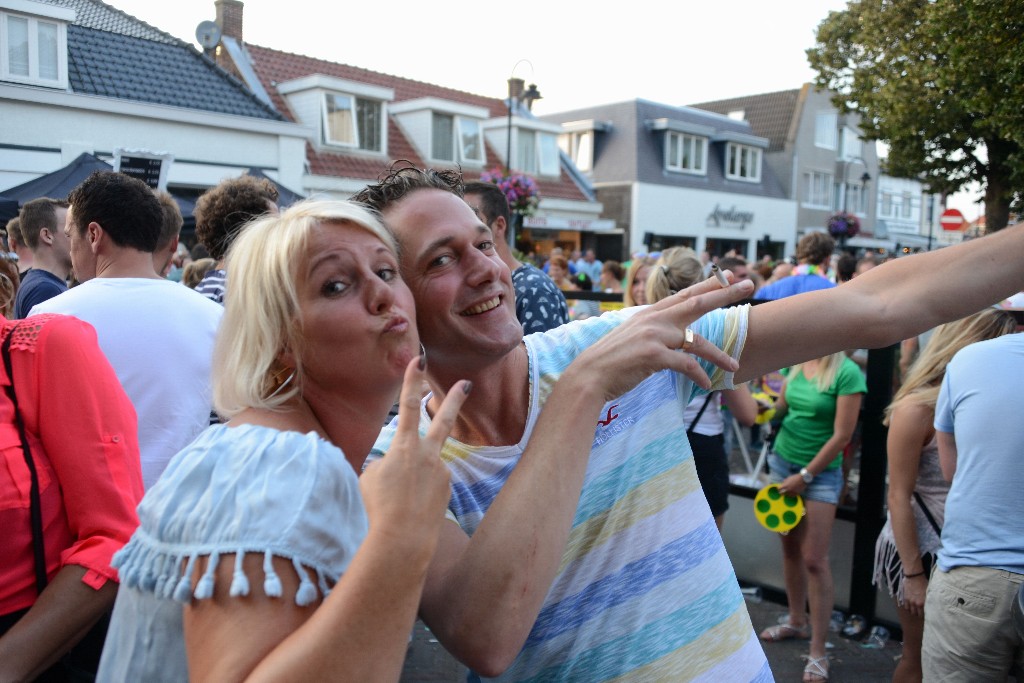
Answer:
[
  {"left": 796, "top": 231, "right": 835, "bottom": 266},
  {"left": 352, "top": 161, "right": 463, "bottom": 216},
  {"left": 836, "top": 253, "right": 857, "bottom": 282},
  {"left": 463, "top": 181, "right": 510, "bottom": 227},
  {"left": 717, "top": 256, "right": 748, "bottom": 272},
  {"left": 154, "top": 190, "right": 183, "bottom": 253},
  {"left": 6, "top": 217, "right": 22, "bottom": 250},
  {"left": 67, "top": 172, "right": 163, "bottom": 252},
  {"left": 19, "top": 197, "right": 64, "bottom": 250},
  {"left": 193, "top": 175, "right": 279, "bottom": 261}
]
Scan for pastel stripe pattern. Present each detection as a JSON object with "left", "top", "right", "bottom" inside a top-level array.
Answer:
[{"left": 370, "top": 305, "right": 769, "bottom": 681}]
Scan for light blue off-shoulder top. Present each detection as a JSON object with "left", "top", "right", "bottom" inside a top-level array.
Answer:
[{"left": 97, "top": 423, "right": 369, "bottom": 682}]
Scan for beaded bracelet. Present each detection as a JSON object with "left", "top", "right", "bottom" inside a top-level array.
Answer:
[{"left": 903, "top": 570, "right": 926, "bottom": 579}]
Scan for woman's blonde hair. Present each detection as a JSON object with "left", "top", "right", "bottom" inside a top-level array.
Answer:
[
  {"left": 793, "top": 351, "right": 849, "bottom": 393},
  {"left": 623, "top": 255, "right": 657, "bottom": 307},
  {"left": 212, "top": 199, "right": 396, "bottom": 418},
  {"left": 645, "top": 247, "right": 703, "bottom": 304},
  {"left": 883, "top": 307, "right": 1016, "bottom": 425}
]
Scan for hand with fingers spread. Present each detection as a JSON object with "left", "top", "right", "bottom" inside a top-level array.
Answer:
[
  {"left": 568, "top": 271, "right": 755, "bottom": 402},
  {"left": 360, "top": 356, "right": 469, "bottom": 559}
]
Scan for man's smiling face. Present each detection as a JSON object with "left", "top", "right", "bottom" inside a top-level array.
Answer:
[{"left": 383, "top": 189, "right": 522, "bottom": 369}]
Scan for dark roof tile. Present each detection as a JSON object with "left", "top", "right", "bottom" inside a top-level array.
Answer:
[
  {"left": 689, "top": 88, "right": 803, "bottom": 153},
  {"left": 67, "top": 25, "right": 282, "bottom": 120}
]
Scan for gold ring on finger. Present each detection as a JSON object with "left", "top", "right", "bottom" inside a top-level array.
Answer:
[{"left": 682, "top": 328, "right": 695, "bottom": 351}]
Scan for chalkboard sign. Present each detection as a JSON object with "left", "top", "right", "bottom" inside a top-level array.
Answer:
[
  {"left": 113, "top": 149, "right": 173, "bottom": 191},
  {"left": 117, "top": 156, "right": 163, "bottom": 188}
]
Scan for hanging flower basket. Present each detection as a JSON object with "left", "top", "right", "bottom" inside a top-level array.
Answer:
[
  {"left": 827, "top": 212, "right": 861, "bottom": 239},
  {"left": 480, "top": 168, "right": 540, "bottom": 216}
]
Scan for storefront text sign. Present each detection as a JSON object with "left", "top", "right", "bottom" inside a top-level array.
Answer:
[{"left": 706, "top": 205, "right": 754, "bottom": 230}]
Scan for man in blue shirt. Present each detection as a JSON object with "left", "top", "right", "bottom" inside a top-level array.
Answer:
[
  {"left": 755, "top": 232, "right": 834, "bottom": 301},
  {"left": 13, "top": 197, "right": 70, "bottom": 318},
  {"left": 924, "top": 331, "right": 1024, "bottom": 681}
]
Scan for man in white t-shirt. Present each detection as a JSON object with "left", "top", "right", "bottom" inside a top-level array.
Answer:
[{"left": 31, "top": 171, "right": 222, "bottom": 488}]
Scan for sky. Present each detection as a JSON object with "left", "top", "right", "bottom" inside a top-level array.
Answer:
[{"left": 104, "top": 0, "right": 983, "bottom": 218}]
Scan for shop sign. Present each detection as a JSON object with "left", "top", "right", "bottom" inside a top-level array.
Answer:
[{"left": 706, "top": 204, "right": 754, "bottom": 229}]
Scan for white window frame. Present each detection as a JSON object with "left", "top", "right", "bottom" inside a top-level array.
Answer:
[
  {"left": 516, "top": 129, "right": 560, "bottom": 176},
  {"left": 814, "top": 112, "right": 838, "bottom": 149},
  {"left": 665, "top": 131, "right": 707, "bottom": 175},
  {"left": 834, "top": 182, "right": 868, "bottom": 215},
  {"left": 430, "top": 112, "right": 483, "bottom": 164},
  {"left": 725, "top": 142, "right": 761, "bottom": 182},
  {"left": 321, "top": 92, "right": 385, "bottom": 153},
  {"left": 803, "top": 171, "right": 834, "bottom": 209},
  {"left": 839, "top": 127, "right": 862, "bottom": 160},
  {"left": 559, "top": 130, "right": 593, "bottom": 173},
  {"left": 0, "top": 3, "right": 70, "bottom": 89}
]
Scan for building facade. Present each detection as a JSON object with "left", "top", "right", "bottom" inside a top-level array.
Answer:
[
  {"left": 543, "top": 99, "right": 797, "bottom": 262},
  {"left": 0, "top": 0, "right": 308, "bottom": 217}
]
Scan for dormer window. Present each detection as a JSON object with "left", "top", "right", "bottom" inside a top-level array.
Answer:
[
  {"left": 666, "top": 132, "right": 707, "bottom": 175},
  {"left": 517, "top": 130, "right": 560, "bottom": 176},
  {"left": 391, "top": 98, "right": 487, "bottom": 168},
  {"left": 725, "top": 143, "right": 761, "bottom": 182},
  {"left": 323, "top": 93, "right": 383, "bottom": 152},
  {"left": 557, "top": 119, "right": 609, "bottom": 175},
  {"left": 277, "top": 75, "right": 393, "bottom": 155},
  {"left": 431, "top": 113, "right": 483, "bottom": 164},
  {"left": 0, "top": 0, "right": 72, "bottom": 89}
]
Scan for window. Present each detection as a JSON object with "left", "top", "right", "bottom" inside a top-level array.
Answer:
[
  {"left": 880, "top": 191, "right": 894, "bottom": 217},
  {"left": 1, "top": 6, "right": 68, "bottom": 88},
  {"left": 834, "top": 182, "right": 868, "bottom": 214},
  {"left": 725, "top": 143, "right": 761, "bottom": 182},
  {"left": 559, "top": 130, "right": 593, "bottom": 173},
  {"left": 804, "top": 171, "right": 833, "bottom": 208},
  {"left": 901, "top": 191, "right": 913, "bottom": 219},
  {"left": 322, "top": 93, "right": 383, "bottom": 152},
  {"left": 665, "top": 132, "right": 707, "bottom": 174},
  {"left": 516, "top": 130, "right": 560, "bottom": 176},
  {"left": 815, "top": 112, "right": 838, "bottom": 149},
  {"left": 840, "top": 127, "right": 862, "bottom": 160},
  {"left": 431, "top": 113, "right": 483, "bottom": 163}
]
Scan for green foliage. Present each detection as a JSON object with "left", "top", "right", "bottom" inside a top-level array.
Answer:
[{"left": 807, "top": 0, "right": 1024, "bottom": 230}]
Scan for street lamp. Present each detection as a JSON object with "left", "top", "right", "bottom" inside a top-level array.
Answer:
[{"left": 506, "top": 60, "right": 542, "bottom": 173}]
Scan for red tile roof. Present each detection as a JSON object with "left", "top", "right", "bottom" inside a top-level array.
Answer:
[{"left": 244, "top": 44, "right": 588, "bottom": 201}]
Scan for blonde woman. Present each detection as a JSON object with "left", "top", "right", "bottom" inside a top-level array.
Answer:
[
  {"left": 873, "top": 308, "right": 1016, "bottom": 683},
  {"left": 645, "top": 247, "right": 759, "bottom": 529},
  {"left": 622, "top": 254, "right": 657, "bottom": 307},
  {"left": 760, "top": 351, "right": 866, "bottom": 683}
]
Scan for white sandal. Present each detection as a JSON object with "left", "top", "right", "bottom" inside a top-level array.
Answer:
[{"left": 802, "top": 653, "right": 829, "bottom": 682}]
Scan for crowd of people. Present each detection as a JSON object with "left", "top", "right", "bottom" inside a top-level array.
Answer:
[{"left": 0, "top": 162, "right": 1022, "bottom": 683}]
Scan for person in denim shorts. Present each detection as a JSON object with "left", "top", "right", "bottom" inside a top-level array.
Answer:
[{"left": 759, "top": 351, "right": 866, "bottom": 683}]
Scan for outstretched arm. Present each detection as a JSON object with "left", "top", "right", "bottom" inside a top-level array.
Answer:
[
  {"left": 419, "top": 277, "right": 755, "bottom": 676},
  {"left": 736, "top": 223, "right": 1024, "bottom": 383}
]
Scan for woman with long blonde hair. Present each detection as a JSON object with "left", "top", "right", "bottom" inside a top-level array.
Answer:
[
  {"left": 644, "top": 247, "right": 759, "bottom": 529},
  {"left": 873, "top": 308, "right": 1017, "bottom": 683},
  {"left": 760, "top": 350, "right": 866, "bottom": 683},
  {"left": 622, "top": 254, "right": 657, "bottom": 307}
]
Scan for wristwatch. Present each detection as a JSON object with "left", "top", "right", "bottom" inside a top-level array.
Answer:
[{"left": 799, "top": 467, "right": 815, "bottom": 484}]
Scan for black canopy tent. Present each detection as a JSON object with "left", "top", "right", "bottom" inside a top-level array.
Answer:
[{"left": 0, "top": 155, "right": 305, "bottom": 235}]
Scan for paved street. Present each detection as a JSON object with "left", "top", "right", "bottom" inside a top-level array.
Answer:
[{"left": 399, "top": 596, "right": 902, "bottom": 682}]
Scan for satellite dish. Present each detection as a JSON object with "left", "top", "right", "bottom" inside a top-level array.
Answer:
[{"left": 195, "top": 20, "right": 222, "bottom": 50}]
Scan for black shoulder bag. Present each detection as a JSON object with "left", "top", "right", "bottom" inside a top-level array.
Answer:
[{"left": 0, "top": 325, "right": 110, "bottom": 682}]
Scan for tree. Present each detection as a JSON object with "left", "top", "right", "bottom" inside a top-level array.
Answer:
[{"left": 807, "top": 0, "right": 1024, "bottom": 231}]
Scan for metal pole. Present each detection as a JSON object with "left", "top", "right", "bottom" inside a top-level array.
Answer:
[{"left": 505, "top": 82, "right": 513, "bottom": 174}]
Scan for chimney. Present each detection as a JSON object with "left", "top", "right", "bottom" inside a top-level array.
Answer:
[
  {"left": 507, "top": 77, "right": 525, "bottom": 105},
  {"left": 215, "top": 0, "right": 244, "bottom": 42}
]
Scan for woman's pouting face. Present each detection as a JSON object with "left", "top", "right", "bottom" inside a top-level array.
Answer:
[
  {"left": 295, "top": 221, "right": 419, "bottom": 400},
  {"left": 631, "top": 265, "right": 652, "bottom": 305}
]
